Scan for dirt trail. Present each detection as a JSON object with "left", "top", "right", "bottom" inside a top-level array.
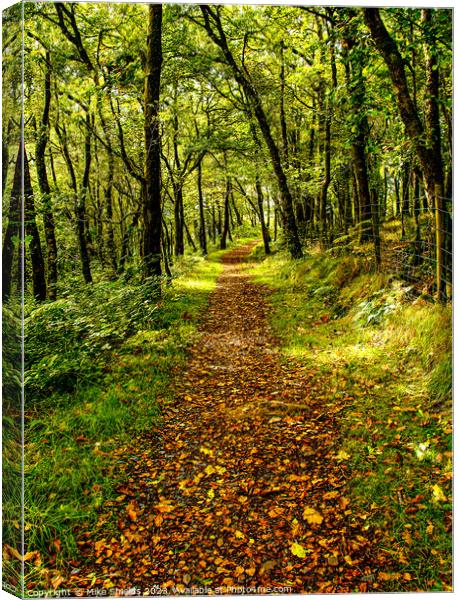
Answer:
[{"left": 67, "top": 243, "right": 380, "bottom": 594}]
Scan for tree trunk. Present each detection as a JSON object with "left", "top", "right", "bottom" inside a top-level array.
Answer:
[
  {"left": 174, "top": 185, "right": 185, "bottom": 256},
  {"left": 255, "top": 172, "right": 271, "bottom": 255},
  {"left": 105, "top": 151, "right": 117, "bottom": 273},
  {"left": 142, "top": 3, "right": 163, "bottom": 277},
  {"left": 2, "top": 143, "right": 22, "bottom": 301},
  {"left": 119, "top": 211, "right": 139, "bottom": 273},
  {"left": 77, "top": 119, "right": 93, "bottom": 284},
  {"left": 97, "top": 83, "right": 118, "bottom": 275},
  {"left": 35, "top": 51, "right": 58, "bottom": 300},
  {"left": 370, "top": 188, "right": 381, "bottom": 269},
  {"left": 2, "top": 119, "right": 13, "bottom": 196},
  {"left": 220, "top": 177, "right": 231, "bottom": 250},
  {"left": 279, "top": 40, "right": 289, "bottom": 164},
  {"left": 231, "top": 193, "right": 242, "bottom": 227},
  {"left": 211, "top": 204, "right": 216, "bottom": 244},
  {"left": 24, "top": 146, "right": 47, "bottom": 301},
  {"left": 184, "top": 220, "right": 197, "bottom": 252},
  {"left": 197, "top": 159, "right": 207, "bottom": 254}
]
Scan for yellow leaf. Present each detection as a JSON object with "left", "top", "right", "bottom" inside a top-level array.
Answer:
[
  {"left": 335, "top": 450, "right": 351, "bottom": 461},
  {"left": 402, "top": 530, "right": 412, "bottom": 545},
  {"left": 323, "top": 491, "right": 339, "bottom": 500},
  {"left": 235, "top": 530, "right": 245, "bottom": 539},
  {"left": 156, "top": 502, "right": 175, "bottom": 513},
  {"left": 200, "top": 446, "right": 214, "bottom": 456},
  {"left": 94, "top": 539, "right": 106, "bottom": 555},
  {"left": 23, "top": 551, "right": 40, "bottom": 562},
  {"left": 339, "top": 497, "right": 350, "bottom": 510},
  {"left": 303, "top": 506, "right": 324, "bottom": 525},
  {"left": 431, "top": 484, "right": 447, "bottom": 503},
  {"left": 51, "top": 575, "right": 64, "bottom": 590},
  {"left": 290, "top": 542, "right": 308, "bottom": 558},
  {"left": 344, "top": 555, "right": 353, "bottom": 566},
  {"left": 205, "top": 465, "right": 216, "bottom": 476},
  {"left": 207, "top": 489, "right": 215, "bottom": 500},
  {"left": 291, "top": 518, "right": 300, "bottom": 536}
]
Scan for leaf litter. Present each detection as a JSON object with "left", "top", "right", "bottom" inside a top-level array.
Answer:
[{"left": 58, "top": 244, "right": 398, "bottom": 593}]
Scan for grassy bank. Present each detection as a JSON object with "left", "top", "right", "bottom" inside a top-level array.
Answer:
[
  {"left": 20, "top": 245, "right": 235, "bottom": 587},
  {"left": 250, "top": 243, "right": 452, "bottom": 592}
]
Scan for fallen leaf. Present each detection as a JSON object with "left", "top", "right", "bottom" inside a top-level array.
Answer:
[
  {"left": 303, "top": 506, "right": 323, "bottom": 525},
  {"left": 51, "top": 575, "right": 64, "bottom": 590},
  {"left": 335, "top": 450, "right": 351, "bottom": 461},
  {"left": 431, "top": 484, "right": 447, "bottom": 503},
  {"left": 290, "top": 542, "right": 308, "bottom": 558}
]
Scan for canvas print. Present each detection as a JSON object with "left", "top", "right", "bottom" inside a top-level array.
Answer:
[{"left": 2, "top": 1, "right": 452, "bottom": 596}]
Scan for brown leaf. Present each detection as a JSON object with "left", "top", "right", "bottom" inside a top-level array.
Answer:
[{"left": 127, "top": 508, "right": 137, "bottom": 522}]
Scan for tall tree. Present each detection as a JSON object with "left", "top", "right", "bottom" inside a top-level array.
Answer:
[
  {"left": 24, "top": 145, "right": 47, "bottom": 301},
  {"left": 76, "top": 113, "right": 93, "bottom": 284},
  {"left": 363, "top": 8, "right": 448, "bottom": 299},
  {"left": 197, "top": 158, "right": 207, "bottom": 255},
  {"left": 2, "top": 143, "right": 22, "bottom": 302},
  {"left": 35, "top": 50, "right": 58, "bottom": 300},
  {"left": 142, "top": 3, "right": 163, "bottom": 277},
  {"left": 196, "top": 5, "right": 302, "bottom": 259}
]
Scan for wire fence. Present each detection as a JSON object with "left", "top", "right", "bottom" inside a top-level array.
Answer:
[{"left": 301, "top": 199, "right": 452, "bottom": 302}]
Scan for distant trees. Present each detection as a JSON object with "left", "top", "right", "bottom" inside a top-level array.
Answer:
[{"left": 1, "top": 3, "right": 451, "bottom": 304}]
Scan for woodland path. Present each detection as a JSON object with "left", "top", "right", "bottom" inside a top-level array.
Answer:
[{"left": 66, "top": 243, "right": 383, "bottom": 594}]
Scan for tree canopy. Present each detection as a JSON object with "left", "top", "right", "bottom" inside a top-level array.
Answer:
[{"left": 2, "top": 3, "right": 452, "bottom": 300}]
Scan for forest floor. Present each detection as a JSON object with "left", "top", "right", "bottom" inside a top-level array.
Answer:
[
  {"left": 24, "top": 240, "right": 451, "bottom": 595},
  {"left": 50, "top": 240, "right": 451, "bottom": 595}
]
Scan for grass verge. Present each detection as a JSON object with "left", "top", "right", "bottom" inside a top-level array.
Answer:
[{"left": 250, "top": 243, "right": 452, "bottom": 592}]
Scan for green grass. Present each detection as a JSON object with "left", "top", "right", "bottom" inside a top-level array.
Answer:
[
  {"left": 250, "top": 242, "right": 452, "bottom": 592},
  {"left": 20, "top": 246, "right": 231, "bottom": 587}
]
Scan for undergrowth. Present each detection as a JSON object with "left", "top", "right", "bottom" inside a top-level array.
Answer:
[
  {"left": 20, "top": 246, "right": 229, "bottom": 583},
  {"left": 251, "top": 243, "right": 452, "bottom": 592}
]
